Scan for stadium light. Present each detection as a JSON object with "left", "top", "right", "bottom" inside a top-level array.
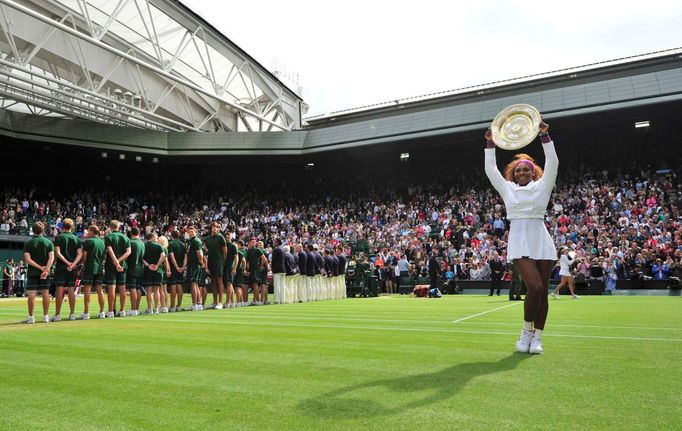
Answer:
[
  {"left": 635, "top": 121, "right": 650, "bottom": 129},
  {"left": 101, "top": 152, "right": 108, "bottom": 159},
  {"left": 400, "top": 152, "right": 410, "bottom": 160},
  {"left": 119, "top": 154, "right": 126, "bottom": 160},
  {"left": 152, "top": 157, "right": 159, "bottom": 164},
  {"left": 135, "top": 156, "right": 142, "bottom": 162},
  {"left": 305, "top": 162, "right": 314, "bottom": 171}
]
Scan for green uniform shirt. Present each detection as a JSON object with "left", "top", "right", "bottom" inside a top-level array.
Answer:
[
  {"left": 235, "top": 249, "right": 245, "bottom": 275},
  {"left": 54, "top": 232, "right": 81, "bottom": 270},
  {"left": 168, "top": 239, "right": 186, "bottom": 270},
  {"left": 143, "top": 241, "right": 164, "bottom": 274},
  {"left": 1, "top": 262, "right": 11, "bottom": 281},
  {"left": 127, "top": 238, "right": 145, "bottom": 277},
  {"left": 246, "top": 247, "right": 264, "bottom": 273},
  {"left": 83, "top": 237, "right": 105, "bottom": 275},
  {"left": 187, "top": 236, "right": 203, "bottom": 268},
  {"left": 225, "top": 242, "right": 238, "bottom": 271},
  {"left": 23, "top": 236, "right": 54, "bottom": 277},
  {"left": 105, "top": 231, "right": 131, "bottom": 271},
  {"left": 206, "top": 233, "right": 227, "bottom": 266}
]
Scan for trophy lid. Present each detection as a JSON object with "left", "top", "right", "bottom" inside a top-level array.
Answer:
[{"left": 491, "top": 104, "right": 541, "bottom": 150}]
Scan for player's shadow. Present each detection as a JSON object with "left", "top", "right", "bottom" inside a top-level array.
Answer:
[{"left": 297, "top": 352, "right": 530, "bottom": 419}]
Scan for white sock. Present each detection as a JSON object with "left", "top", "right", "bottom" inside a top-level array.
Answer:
[
  {"left": 523, "top": 321, "right": 534, "bottom": 331},
  {"left": 533, "top": 329, "right": 543, "bottom": 338}
]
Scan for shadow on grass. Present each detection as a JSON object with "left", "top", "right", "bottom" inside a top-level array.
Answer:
[{"left": 297, "top": 352, "right": 530, "bottom": 419}]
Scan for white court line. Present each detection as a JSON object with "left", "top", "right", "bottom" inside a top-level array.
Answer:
[
  {"left": 455, "top": 321, "right": 682, "bottom": 332},
  {"left": 451, "top": 302, "right": 522, "bottom": 323},
  {"left": 110, "top": 318, "right": 682, "bottom": 343},
  {"left": 0, "top": 310, "right": 435, "bottom": 324},
  {"left": 3, "top": 311, "right": 681, "bottom": 343},
  {"left": 3, "top": 308, "right": 681, "bottom": 333}
]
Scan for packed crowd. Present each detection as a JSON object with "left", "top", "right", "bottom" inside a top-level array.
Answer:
[{"left": 2, "top": 137, "right": 682, "bottom": 292}]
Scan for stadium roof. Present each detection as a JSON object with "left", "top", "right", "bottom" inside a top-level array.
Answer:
[
  {"left": 0, "top": 2, "right": 680, "bottom": 156},
  {"left": 0, "top": 0, "right": 303, "bottom": 132},
  {"left": 305, "top": 47, "right": 682, "bottom": 124}
]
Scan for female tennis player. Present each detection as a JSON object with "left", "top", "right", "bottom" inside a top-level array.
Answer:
[{"left": 484, "top": 121, "right": 557, "bottom": 354}]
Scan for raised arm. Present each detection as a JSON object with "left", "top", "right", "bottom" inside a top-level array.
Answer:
[
  {"left": 483, "top": 129, "right": 507, "bottom": 195},
  {"left": 538, "top": 122, "right": 559, "bottom": 194}
]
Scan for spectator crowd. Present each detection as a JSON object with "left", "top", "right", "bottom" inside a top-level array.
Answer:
[{"left": 2, "top": 137, "right": 682, "bottom": 293}]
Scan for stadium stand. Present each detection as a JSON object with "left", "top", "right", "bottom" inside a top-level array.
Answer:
[{"left": 2, "top": 115, "right": 682, "bottom": 295}]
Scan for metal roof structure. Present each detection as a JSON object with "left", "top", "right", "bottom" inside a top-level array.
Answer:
[
  {"left": 0, "top": 0, "right": 303, "bottom": 132},
  {"left": 0, "top": 0, "right": 680, "bottom": 156}
]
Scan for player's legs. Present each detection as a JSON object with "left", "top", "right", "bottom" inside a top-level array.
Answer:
[{"left": 54, "top": 285, "right": 66, "bottom": 318}]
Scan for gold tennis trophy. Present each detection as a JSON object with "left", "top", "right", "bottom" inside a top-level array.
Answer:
[{"left": 490, "top": 104, "right": 542, "bottom": 150}]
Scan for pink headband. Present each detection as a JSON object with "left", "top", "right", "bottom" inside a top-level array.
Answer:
[{"left": 515, "top": 159, "right": 535, "bottom": 171}]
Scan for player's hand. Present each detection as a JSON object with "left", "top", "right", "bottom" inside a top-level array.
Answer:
[
  {"left": 484, "top": 128, "right": 493, "bottom": 141},
  {"left": 40, "top": 271, "right": 48, "bottom": 280},
  {"left": 232, "top": 269, "right": 236, "bottom": 276},
  {"left": 166, "top": 271, "right": 171, "bottom": 277},
  {"left": 539, "top": 120, "right": 549, "bottom": 133}
]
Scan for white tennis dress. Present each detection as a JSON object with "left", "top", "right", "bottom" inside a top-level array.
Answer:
[
  {"left": 484, "top": 141, "right": 558, "bottom": 262},
  {"left": 558, "top": 254, "right": 574, "bottom": 277}
]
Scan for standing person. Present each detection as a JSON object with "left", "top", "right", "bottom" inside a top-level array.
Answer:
[
  {"left": 550, "top": 247, "right": 580, "bottom": 299},
  {"left": 330, "top": 248, "right": 340, "bottom": 299},
  {"left": 427, "top": 253, "right": 441, "bottom": 292},
  {"left": 15, "top": 260, "right": 26, "bottom": 297},
  {"left": 397, "top": 254, "right": 410, "bottom": 294},
  {"left": 284, "top": 245, "right": 298, "bottom": 304},
  {"left": 142, "top": 233, "right": 164, "bottom": 314},
  {"left": 484, "top": 121, "right": 558, "bottom": 354},
  {"left": 507, "top": 262, "right": 524, "bottom": 301},
  {"left": 306, "top": 243, "right": 318, "bottom": 301},
  {"left": 104, "top": 220, "right": 131, "bottom": 318},
  {"left": 200, "top": 242, "right": 210, "bottom": 308},
  {"left": 52, "top": 218, "right": 83, "bottom": 321},
  {"left": 2, "top": 258, "right": 13, "bottom": 297},
  {"left": 205, "top": 222, "right": 227, "bottom": 309},
  {"left": 271, "top": 238, "right": 286, "bottom": 304},
  {"left": 245, "top": 238, "right": 266, "bottom": 305},
  {"left": 157, "top": 235, "right": 172, "bottom": 313},
  {"left": 222, "top": 232, "right": 239, "bottom": 308},
  {"left": 296, "top": 244, "right": 308, "bottom": 302},
  {"left": 168, "top": 230, "right": 187, "bottom": 312},
  {"left": 384, "top": 251, "right": 397, "bottom": 296},
  {"left": 489, "top": 251, "right": 504, "bottom": 296},
  {"left": 126, "top": 227, "right": 145, "bottom": 316},
  {"left": 323, "top": 248, "right": 335, "bottom": 300},
  {"left": 185, "top": 226, "right": 204, "bottom": 311},
  {"left": 258, "top": 240, "right": 270, "bottom": 305},
  {"left": 336, "top": 245, "right": 347, "bottom": 299},
  {"left": 22, "top": 222, "right": 54, "bottom": 324},
  {"left": 313, "top": 244, "right": 325, "bottom": 300},
  {"left": 233, "top": 240, "right": 247, "bottom": 306},
  {"left": 80, "top": 225, "right": 106, "bottom": 319}
]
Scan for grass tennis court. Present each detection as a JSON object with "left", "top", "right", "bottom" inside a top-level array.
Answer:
[{"left": 1, "top": 295, "right": 680, "bottom": 430}]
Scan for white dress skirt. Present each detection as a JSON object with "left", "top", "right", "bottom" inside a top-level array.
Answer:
[{"left": 507, "top": 219, "right": 557, "bottom": 262}]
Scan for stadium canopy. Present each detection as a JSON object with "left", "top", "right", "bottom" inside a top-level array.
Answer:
[{"left": 0, "top": 0, "right": 303, "bottom": 132}]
